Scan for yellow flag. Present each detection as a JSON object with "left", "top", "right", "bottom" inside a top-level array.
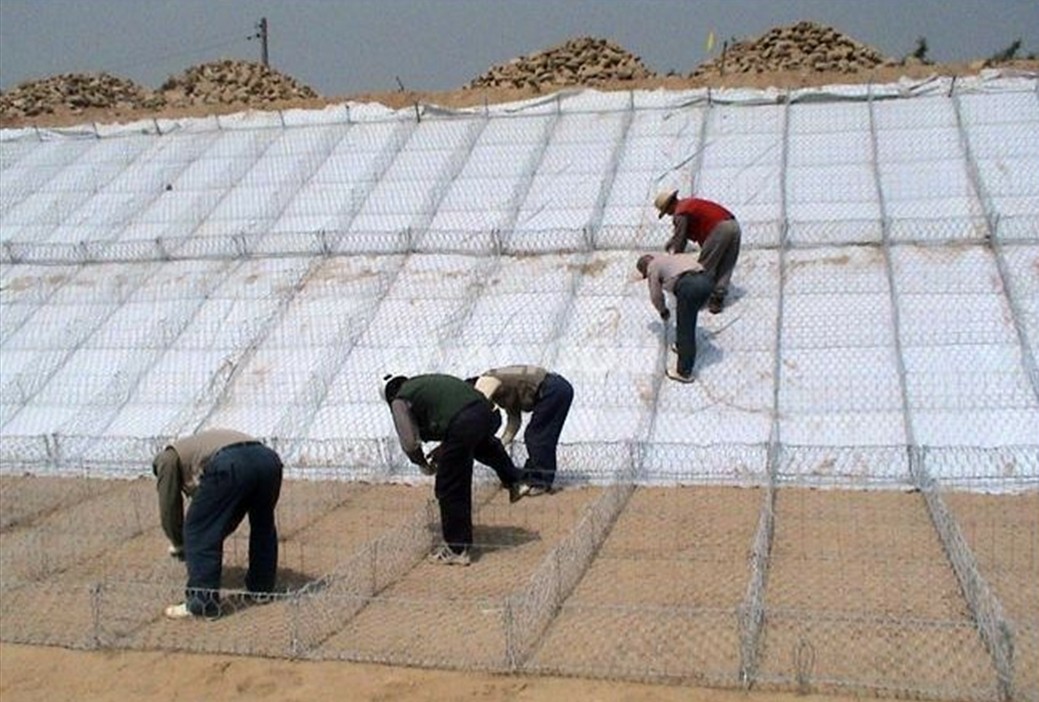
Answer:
[{"left": 706, "top": 30, "right": 716, "bottom": 52}]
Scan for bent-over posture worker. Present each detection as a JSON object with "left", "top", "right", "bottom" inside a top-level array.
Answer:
[
  {"left": 154, "top": 428, "right": 283, "bottom": 619},
  {"left": 470, "top": 364, "right": 573, "bottom": 495},
  {"left": 654, "top": 189, "right": 741, "bottom": 314},
  {"left": 384, "top": 373, "right": 531, "bottom": 566},
  {"left": 637, "top": 252, "right": 715, "bottom": 383}
]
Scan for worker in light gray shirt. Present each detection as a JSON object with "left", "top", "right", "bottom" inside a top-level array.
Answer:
[
  {"left": 469, "top": 364, "right": 573, "bottom": 495},
  {"left": 637, "top": 252, "right": 715, "bottom": 383},
  {"left": 153, "top": 428, "right": 283, "bottom": 619}
]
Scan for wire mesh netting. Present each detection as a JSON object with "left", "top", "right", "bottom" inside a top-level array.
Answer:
[{"left": 2, "top": 73, "right": 1038, "bottom": 700}]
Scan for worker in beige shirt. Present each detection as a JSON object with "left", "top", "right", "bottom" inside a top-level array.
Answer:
[
  {"left": 153, "top": 428, "right": 283, "bottom": 619},
  {"left": 468, "top": 365, "right": 573, "bottom": 495}
]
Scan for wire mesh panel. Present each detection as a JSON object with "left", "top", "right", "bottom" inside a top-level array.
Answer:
[
  {"left": 597, "top": 97, "right": 706, "bottom": 250},
  {"left": 4, "top": 135, "right": 156, "bottom": 251},
  {"left": 0, "top": 477, "right": 153, "bottom": 584},
  {"left": 507, "top": 110, "right": 629, "bottom": 252},
  {"left": 943, "top": 487, "right": 1039, "bottom": 701},
  {"left": 999, "top": 243, "right": 1039, "bottom": 357},
  {"left": 698, "top": 100, "right": 786, "bottom": 249},
  {"left": 874, "top": 94, "right": 984, "bottom": 241},
  {"left": 309, "top": 486, "right": 600, "bottom": 668},
  {"left": 528, "top": 485, "right": 759, "bottom": 684},
  {"left": 0, "top": 474, "right": 123, "bottom": 530},
  {"left": 892, "top": 244, "right": 1039, "bottom": 447},
  {"left": 786, "top": 99, "right": 880, "bottom": 245},
  {"left": 760, "top": 487, "right": 998, "bottom": 701},
  {"left": 958, "top": 87, "right": 1039, "bottom": 235},
  {"left": 779, "top": 245, "right": 906, "bottom": 447},
  {"left": 2, "top": 76, "right": 1039, "bottom": 700},
  {"left": 0, "top": 138, "right": 97, "bottom": 220}
]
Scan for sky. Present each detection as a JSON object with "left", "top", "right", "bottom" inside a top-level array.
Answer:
[{"left": 1, "top": 0, "right": 1037, "bottom": 97}]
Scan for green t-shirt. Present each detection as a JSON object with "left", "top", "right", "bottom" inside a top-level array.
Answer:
[{"left": 397, "top": 374, "right": 485, "bottom": 440}]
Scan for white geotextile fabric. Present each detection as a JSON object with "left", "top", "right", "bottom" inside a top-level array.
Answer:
[{"left": 1, "top": 70, "right": 1037, "bottom": 489}]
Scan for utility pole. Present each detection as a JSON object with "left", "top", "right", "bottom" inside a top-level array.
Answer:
[{"left": 255, "top": 17, "right": 269, "bottom": 67}]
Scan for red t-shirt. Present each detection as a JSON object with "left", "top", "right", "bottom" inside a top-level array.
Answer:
[{"left": 673, "top": 197, "right": 735, "bottom": 246}]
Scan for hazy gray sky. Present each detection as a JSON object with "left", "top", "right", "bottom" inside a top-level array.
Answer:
[{"left": 1, "top": 0, "right": 1036, "bottom": 96}]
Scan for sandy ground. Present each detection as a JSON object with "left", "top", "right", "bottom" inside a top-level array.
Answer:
[
  {"left": 3, "top": 478, "right": 1035, "bottom": 701},
  {"left": 1, "top": 643, "right": 897, "bottom": 702}
]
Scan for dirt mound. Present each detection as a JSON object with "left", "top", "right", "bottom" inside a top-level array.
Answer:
[{"left": 464, "top": 36, "right": 656, "bottom": 91}]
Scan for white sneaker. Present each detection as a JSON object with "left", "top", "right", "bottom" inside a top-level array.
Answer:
[
  {"left": 164, "top": 603, "right": 194, "bottom": 619},
  {"left": 508, "top": 481, "right": 531, "bottom": 504},
  {"left": 666, "top": 368, "right": 695, "bottom": 383},
  {"left": 428, "top": 545, "right": 471, "bottom": 566}
]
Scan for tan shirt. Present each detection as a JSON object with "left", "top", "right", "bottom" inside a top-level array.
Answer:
[
  {"left": 153, "top": 428, "right": 255, "bottom": 548},
  {"left": 474, "top": 365, "right": 548, "bottom": 445}
]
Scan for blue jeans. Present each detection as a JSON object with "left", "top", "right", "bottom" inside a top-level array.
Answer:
[
  {"left": 523, "top": 373, "right": 573, "bottom": 488},
  {"left": 184, "top": 442, "right": 282, "bottom": 617},
  {"left": 674, "top": 272, "right": 715, "bottom": 376}
]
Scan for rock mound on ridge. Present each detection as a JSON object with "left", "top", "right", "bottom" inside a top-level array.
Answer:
[
  {"left": 0, "top": 59, "right": 320, "bottom": 123},
  {"left": 159, "top": 59, "right": 318, "bottom": 108},
  {"left": 689, "top": 20, "right": 895, "bottom": 77},
  {"left": 464, "top": 36, "right": 657, "bottom": 91},
  {"left": 0, "top": 72, "right": 162, "bottom": 120}
]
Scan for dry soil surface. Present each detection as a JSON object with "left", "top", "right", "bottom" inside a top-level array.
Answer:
[{"left": 1, "top": 643, "right": 890, "bottom": 702}]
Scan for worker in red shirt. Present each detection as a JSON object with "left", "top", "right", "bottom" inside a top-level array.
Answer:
[{"left": 654, "top": 189, "right": 742, "bottom": 314}]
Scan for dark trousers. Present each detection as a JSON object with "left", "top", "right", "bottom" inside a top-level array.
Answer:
[
  {"left": 674, "top": 271, "right": 715, "bottom": 376},
  {"left": 184, "top": 443, "right": 283, "bottom": 616},
  {"left": 435, "top": 400, "right": 523, "bottom": 553},
  {"left": 698, "top": 219, "right": 741, "bottom": 301},
  {"left": 523, "top": 373, "right": 573, "bottom": 488}
]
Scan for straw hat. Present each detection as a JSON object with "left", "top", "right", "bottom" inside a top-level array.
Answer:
[{"left": 653, "top": 190, "right": 679, "bottom": 218}]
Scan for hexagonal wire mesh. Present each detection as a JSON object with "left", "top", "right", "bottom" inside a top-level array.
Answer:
[{"left": 2, "top": 76, "right": 1038, "bottom": 700}]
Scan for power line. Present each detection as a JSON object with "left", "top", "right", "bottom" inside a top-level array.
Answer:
[{"left": 101, "top": 32, "right": 253, "bottom": 79}]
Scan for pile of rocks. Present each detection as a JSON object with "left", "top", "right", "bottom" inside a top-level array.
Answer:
[
  {"left": 690, "top": 21, "right": 896, "bottom": 77},
  {"left": 159, "top": 59, "right": 317, "bottom": 108},
  {"left": 0, "top": 72, "right": 163, "bottom": 120},
  {"left": 465, "top": 37, "right": 657, "bottom": 91},
  {"left": 0, "top": 59, "right": 318, "bottom": 122}
]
